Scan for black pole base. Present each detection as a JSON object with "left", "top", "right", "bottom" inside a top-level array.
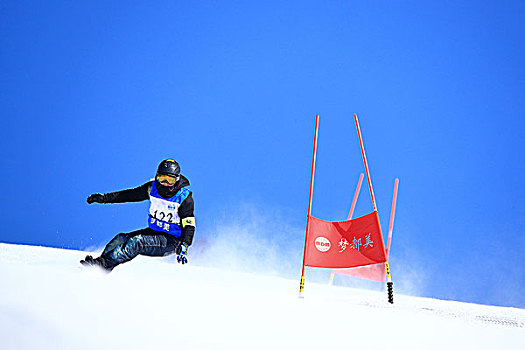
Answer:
[{"left": 387, "top": 281, "right": 394, "bottom": 304}]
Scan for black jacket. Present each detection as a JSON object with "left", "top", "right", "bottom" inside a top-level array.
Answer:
[{"left": 102, "top": 175, "right": 195, "bottom": 246}]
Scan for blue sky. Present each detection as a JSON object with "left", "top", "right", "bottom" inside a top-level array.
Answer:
[{"left": 1, "top": 1, "right": 524, "bottom": 308}]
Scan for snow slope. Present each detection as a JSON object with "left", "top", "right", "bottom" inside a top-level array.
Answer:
[{"left": 0, "top": 243, "right": 523, "bottom": 350}]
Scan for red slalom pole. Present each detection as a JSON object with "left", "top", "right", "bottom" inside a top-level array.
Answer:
[
  {"left": 386, "top": 178, "right": 399, "bottom": 257},
  {"left": 354, "top": 114, "right": 378, "bottom": 211},
  {"left": 348, "top": 173, "right": 364, "bottom": 220},
  {"left": 354, "top": 113, "right": 394, "bottom": 303},
  {"left": 299, "top": 115, "right": 320, "bottom": 298}
]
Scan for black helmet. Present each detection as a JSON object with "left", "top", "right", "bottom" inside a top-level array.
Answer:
[
  {"left": 157, "top": 159, "right": 180, "bottom": 177},
  {"left": 155, "top": 159, "right": 180, "bottom": 195}
]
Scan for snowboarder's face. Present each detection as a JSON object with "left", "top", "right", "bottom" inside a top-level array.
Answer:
[{"left": 156, "top": 173, "right": 178, "bottom": 186}]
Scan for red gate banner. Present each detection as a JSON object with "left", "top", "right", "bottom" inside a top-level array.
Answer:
[
  {"left": 305, "top": 211, "right": 387, "bottom": 269},
  {"left": 333, "top": 263, "right": 386, "bottom": 282}
]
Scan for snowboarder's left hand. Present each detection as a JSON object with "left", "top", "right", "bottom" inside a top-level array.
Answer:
[
  {"left": 87, "top": 193, "right": 106, "bottom": 204},
  {"left": 177, "top": 243, "right": 188, "bottom": 264}
]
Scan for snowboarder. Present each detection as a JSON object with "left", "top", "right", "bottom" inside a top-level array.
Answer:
[{"left": 81, "top": 159, "right": 195, "bottom": 272}]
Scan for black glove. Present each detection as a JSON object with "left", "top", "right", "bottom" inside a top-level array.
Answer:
[
  {"left": 87, "top": 193, "right": 106, "bottom": 204},
  {"left": 177, "top": 243, "right": 189, "bottom": 264}
]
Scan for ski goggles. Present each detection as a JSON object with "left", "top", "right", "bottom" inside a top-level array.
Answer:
[{"left": 156, "top": 173, "right": 179, "bottom": 185}]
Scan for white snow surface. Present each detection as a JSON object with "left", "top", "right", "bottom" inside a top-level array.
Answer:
[{"left": 0, "top": 243, "right": 523, "bottom": 350}]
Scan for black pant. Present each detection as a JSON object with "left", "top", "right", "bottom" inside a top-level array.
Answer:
[{"left": 100, "top": 228, "right": 180, "bottom": 270}]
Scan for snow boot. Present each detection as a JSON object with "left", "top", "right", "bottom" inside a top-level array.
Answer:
[{"left": 80, "top": 255, "right": 113, "bottom": 272}]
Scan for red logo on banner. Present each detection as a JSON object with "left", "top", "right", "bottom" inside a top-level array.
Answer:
[
  {"left": 305, "top": 211, "right": 387, "bottom": 269},
  {"left": 314, "top": 237, "right": 331, "bottom": 252}
]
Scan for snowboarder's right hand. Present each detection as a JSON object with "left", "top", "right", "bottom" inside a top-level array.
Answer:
[
  {"left": 177, "top": 243, "right": 189, "bottom": 264},
  {"left": 87, "top": 193, "right": 106, "bottom": 204}
]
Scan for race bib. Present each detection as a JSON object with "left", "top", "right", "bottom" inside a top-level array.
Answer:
[{"left": 148, "top": 182, "right": 191, "bottom": 237}]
